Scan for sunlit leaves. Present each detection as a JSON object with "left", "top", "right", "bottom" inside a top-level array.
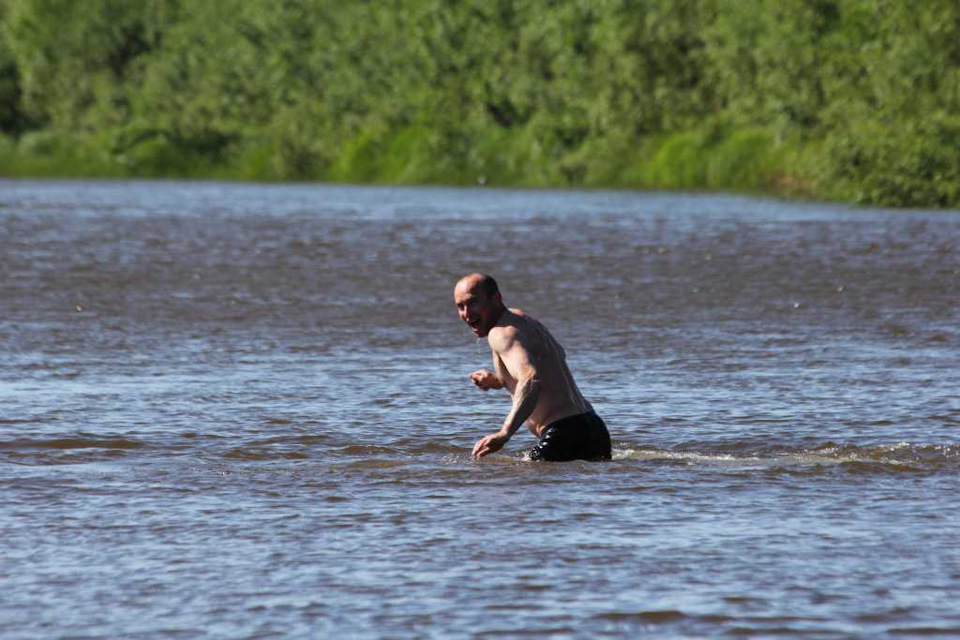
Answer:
[{"left": 0, "top": 0, "right": 958, "bottom": 205}]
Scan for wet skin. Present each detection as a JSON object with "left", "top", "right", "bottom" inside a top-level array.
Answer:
[{"left": 454, "top": 274, "right": 592, "bottom": 458}]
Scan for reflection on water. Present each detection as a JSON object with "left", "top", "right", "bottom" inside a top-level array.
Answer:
[{"left": 1, "top": 179, "right": 959, "bottom": 638}]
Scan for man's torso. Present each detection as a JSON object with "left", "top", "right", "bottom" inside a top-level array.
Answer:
[{"left": 489, "top": 309, "right": 592, "bottom": 435}]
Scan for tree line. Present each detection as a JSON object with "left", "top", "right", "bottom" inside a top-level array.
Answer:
[{"left": 1, "top": 0, "right": 958, "bottom": 207}]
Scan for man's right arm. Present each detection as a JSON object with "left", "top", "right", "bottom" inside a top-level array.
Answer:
[{"left": 472, "top": 326, "right": 541, "bottom": 458}]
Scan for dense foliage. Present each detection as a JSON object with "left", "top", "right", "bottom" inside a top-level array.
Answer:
[{"left": 1, "top": 0, "right": 958, "bottom": 206}]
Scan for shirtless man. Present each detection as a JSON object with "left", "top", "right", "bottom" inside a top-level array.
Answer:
[{"left": 453, "top": 273, "right": 611, "bottom": 461}]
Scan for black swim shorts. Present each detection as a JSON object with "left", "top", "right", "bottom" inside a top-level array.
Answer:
[{"left": 529, "top": 411, "right": 612, "bottom": 462}]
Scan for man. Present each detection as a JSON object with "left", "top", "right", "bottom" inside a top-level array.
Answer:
[{"left": 453, "top": 273, "right": 612, "bottom": 461}]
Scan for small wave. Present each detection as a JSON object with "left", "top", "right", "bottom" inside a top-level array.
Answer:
[
  {"left": 886, "top": 627, "right": 960, "bottom": 636},
  {"left": 814, "top": 442, "right": 960, "bottom": 470},
  {"left": 612, "top": 442, "right": 960, "bottom": 474},
  {"left": 613, "top": 448, "right": 744, "bottom": 465},
  {"left": 258, "top": 434, "right": 329, "bottom": 446},
  {"left": 593, "top": 610, "right": 688, "bottom": 623},
  {"left": 0, "top": 435, "right": 146, "bottom": 466},
  {"left": 337, "top": 444, "right": 401, "bottom": 456},
  {"left": 335, "top": 458, "right": 407, "bottom": 470},
  {"left": 224, "top": 447, "right": 309, "bottom": 461},
  {"left": 0, "top": 437, "right": 143, "bottom": 451}
]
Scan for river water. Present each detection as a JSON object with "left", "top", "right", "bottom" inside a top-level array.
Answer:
[{"left": 1, "top": 179, "right": 958, "bottom": 638}]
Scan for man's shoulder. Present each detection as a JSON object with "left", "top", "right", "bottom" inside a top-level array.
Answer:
[
  {"left": 487, "top": 320, "right": 523, "bottom": 352},
  {"left": 488, "top": 322, "right": 521, "bottom": 340}
]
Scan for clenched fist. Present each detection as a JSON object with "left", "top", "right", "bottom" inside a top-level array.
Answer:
[{"left": 469, "top": 369, "right": 504, "bottom": 391}]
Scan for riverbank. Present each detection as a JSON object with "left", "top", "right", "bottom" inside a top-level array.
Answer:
[
  {"left": 0, "top": 125, "right": 799, "bottom": 189},
  {"left": 5, "top": 123, "right": 950, "bottom": 209},
  {"left": 2, "top": 1, "right": 958, "bottom": 208}
]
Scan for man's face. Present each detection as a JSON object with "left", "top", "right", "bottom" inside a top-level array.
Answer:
[{"left": 454, "top": 283, "right": 500, "bottom": 338}]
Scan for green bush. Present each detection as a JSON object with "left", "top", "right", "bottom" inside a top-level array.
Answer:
[
  {"left": 1, "top": 129, "right": 120, "bottom": 176},
  {"left": 824, "top": 115, "right": 960, "bottom": 207},
  {"left": 634, "top": 131, "right": 709, "bottom": 189},
  {"left": 0, "top": 0, "right": 958, "bottom": 207},
  {"left": 706, "top": 128, "right": 782, "bottom": 191}
]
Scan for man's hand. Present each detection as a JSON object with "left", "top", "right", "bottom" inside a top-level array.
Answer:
[
  {"left": 472, "top": 431, "right": 509, "bottom": 458},
  {"left": 469, "top": 369, "right": 503, "bottom": 391}
]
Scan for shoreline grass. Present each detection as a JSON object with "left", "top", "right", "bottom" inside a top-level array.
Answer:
[
  {"left": 0, "top": 127, "right": 823, "bottom": 204},
  {"left": 2, "top": 121, "right": 957, "bottom": 210}
]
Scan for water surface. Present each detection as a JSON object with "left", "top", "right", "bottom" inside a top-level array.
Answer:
[{"left": 1, "top": 179, "right": 959, "bottom": 638}]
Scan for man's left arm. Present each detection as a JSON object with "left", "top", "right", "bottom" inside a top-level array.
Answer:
[{"left": 472, "top": 328, "right": 540, "bottom": 458}]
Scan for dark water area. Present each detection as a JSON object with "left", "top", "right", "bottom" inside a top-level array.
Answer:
[{"left": 1, "top": 179, "right": 959, "bottom": 638}]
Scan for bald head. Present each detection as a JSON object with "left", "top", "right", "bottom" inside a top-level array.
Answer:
[{"left": 455, "top": 273, "right": 500, "bottom": 300}]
